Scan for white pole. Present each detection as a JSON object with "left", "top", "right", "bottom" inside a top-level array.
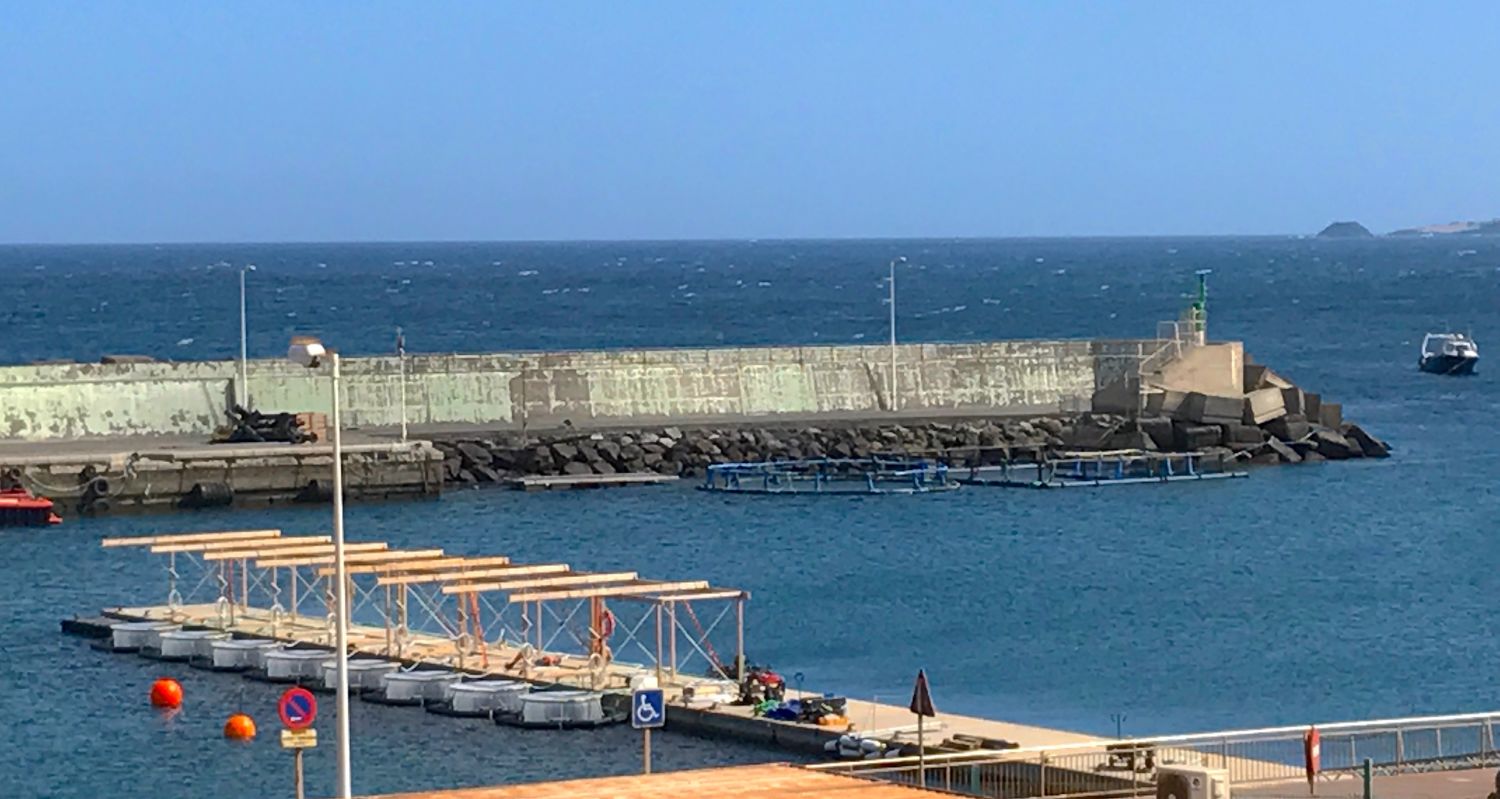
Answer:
[
  {"left": 889, "top": 256, "right": 904, "bottom": 412},
  {"left": 329, "top": 352, "right": 352, "bottom": 799},
  {"left": 238, "top": 266, "right": 250, "bottom": 409},
  {"left": 398, "top": 328, "right": 408, "bottom": 443}
]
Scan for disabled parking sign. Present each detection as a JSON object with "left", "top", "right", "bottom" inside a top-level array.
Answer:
[{"left": 631, "top": 688, "right": 665, "bottom": 729}]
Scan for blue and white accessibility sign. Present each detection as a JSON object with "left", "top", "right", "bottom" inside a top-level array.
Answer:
[{"left": 631, "top": 688, "right": 665, "bottom": 730}]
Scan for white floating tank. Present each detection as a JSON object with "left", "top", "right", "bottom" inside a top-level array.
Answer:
[
  {"left": 210, "top": 638, "right": 282, "bottom": 670},
  {"left": 321, "top": 659, "right": 399, "bottom": 691},
  {"left": 446, "top": 680, "right": 528, "bottom": 715},
  {"left": 110, "top": 621, "right": 179, "bottom": 651},
  {"left": 158, "top": 629, "right": 230, "bottom": 659},
  {"left": 520, "top": 691, "right": 606, "bottom": 726},
  {"left": 263, "top": 648, "right": 332, "bottom": 680},
  {"left": 379, "top": 670, "right": 462, "bottom": 703}
]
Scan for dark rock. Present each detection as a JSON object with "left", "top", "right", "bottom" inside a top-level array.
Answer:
[
  {"left": 663, "top": 427, "right": 683, "bottom": 440},
  {"left": 1249, "top": 451, "right": 1281, "bottom": 465},
  {"left": 1034, "top": 418, "right": 1064, "bottom": 436},
  {"left": 491, "top": 449, "right": 519, "bottom": 470},
  {"left": 1341, "top": 423, "right": 1391, "bottom": 458},
  {"left": 443, "top": 458, "right": 462, "bottom": 480},
  {"left": 471, "top": 464, "right": 503, "bottom": 483},
  {"left": 457, "top": 441, "right": 493, "bottom": 468},
  {"left": 1264, "top": 414, "right": 1312, "bottom": 442},
  {"left": 562, "top": 461, "right": 592, "bottom": 476},
  {"left": 1301, "top": 450, "right": 1327, "bottom": 463},
  {"left": 577, "top": 443, "right": 601, "bottom": 464},
  {"left": 550, "top": 442, "right": 579, "bottom": 463},
  {"left": 457, "top": 469, "right": 477, "bottom": 483},
  {"left": 592, "top": 460, "right": 617, "bottom": 475},
  {"left": 597, "top": 440, "right": 623, "bottom": 465}
]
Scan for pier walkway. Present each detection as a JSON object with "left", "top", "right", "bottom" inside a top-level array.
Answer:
[{"left": 84, "top": 527, "right": 1093, "bottom": 755}]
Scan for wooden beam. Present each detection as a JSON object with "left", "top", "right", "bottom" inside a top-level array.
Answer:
[
  {"left": 615, "top": 589, "right": 749, "bottom": 603},
  {"left": 508, "top": 580, "right": 710, "bottom": 603},
  {"left": 151, "top": 535, "right": 330, "bottom": 554},
  {"left": 256, "top": 548, "right": 445, "bottom": 569},
  {"left": 376, "top": 563, "right": 568, "bottom": 587},
  {"left": 320, "top": 555, "right": 512, "bottom": 577},
  {"left": 206, "top": 541, "right": 388, "bottom": 562},
  {"left": 102, "top": 529, "right": 281, "bottom": 548},
  {"left": 441, "top": 571, "right": 638, "bottom": 595}
]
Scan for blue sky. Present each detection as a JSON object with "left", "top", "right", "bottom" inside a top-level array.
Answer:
[{"left": 2, "top": 2, "right": 1497, "bottom": 242}]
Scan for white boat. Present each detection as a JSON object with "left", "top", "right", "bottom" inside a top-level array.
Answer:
[{"left": 1419, "top": 333, "right": 1479, "bottom": 375}]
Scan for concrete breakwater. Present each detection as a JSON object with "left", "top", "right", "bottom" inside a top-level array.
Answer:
[{"left": 430, "top": 410, "right": 1389, "bottom": 487}]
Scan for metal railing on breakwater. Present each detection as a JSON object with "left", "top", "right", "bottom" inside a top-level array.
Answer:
[{"left": 810, "top": 711, "right": 1500, "bottom": 798}]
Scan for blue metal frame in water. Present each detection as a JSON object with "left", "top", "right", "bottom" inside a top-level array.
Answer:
[
  {"left": 959, "top": 450, "right": 1248, "bottom": 489},
  {"left": 701, "top": 457, "right": 959, "bottom": 495}
]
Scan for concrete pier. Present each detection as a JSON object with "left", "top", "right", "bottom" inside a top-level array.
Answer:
[{"left": 0, "top": 434, "right": 442, "bottom": 514}]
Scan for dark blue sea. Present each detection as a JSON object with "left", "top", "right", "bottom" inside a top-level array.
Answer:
[{"left": 2, "top": 237, "right": 1499, "bottom": 798}]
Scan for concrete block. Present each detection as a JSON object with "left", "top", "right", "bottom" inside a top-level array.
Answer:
[
  {"left": 1264, "top": 438, "right": 1301, "bottom": 463},
  {"left": 1243, "top": 387, "right": 1287, "bottom": 425},
  {"left": 1303, "top": 392, "right": 1322, "bottom": 423},
  {"left": 1264, "top": 414, "right": 1311, "bottom": 442},
  {"left": 1104, "top": 430, "right": 1158, "bottom": 451},
  {"left": 1319, "top": 402, "right": 1342, "bottom": 429},
  {"left": 1280, "top": 387, "right": 1304, "bottom": 416},
  {"left": 1181, "top": 392, "right": 1243, "bottom": 425},
  {"left": 1220, "top": 423, "right": 1267, "bottom": 445},
  {"left": 1243, "top": 364, "right": 1271, "bottom": 390},
  {"left": 1173, "top": 423, "right": 1223, "bottom": 451},
  {"left": 1137, "top": 417, "right": 1175, "bottom": 450},
  {"left": 1145, "top": 390, "right": 1188, "bottom": 418}
]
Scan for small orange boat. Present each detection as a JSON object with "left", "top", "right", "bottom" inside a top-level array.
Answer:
[{"left": 0, "top": 486, "right": 62, "bottom": 526}]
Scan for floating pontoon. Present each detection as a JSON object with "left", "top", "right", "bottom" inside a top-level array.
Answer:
[{"left": 701, "top": 457, "right": 958, "bottom": 495}]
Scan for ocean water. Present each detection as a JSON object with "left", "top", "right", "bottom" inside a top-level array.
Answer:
[{"left": 2, "top": 237, "right": 1500, "bottom": 798}]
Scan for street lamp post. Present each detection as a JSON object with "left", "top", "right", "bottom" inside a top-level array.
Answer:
[
  {"left": 238, "top": 264, "right": 256, "bottom": 409},
  {"left": 888, "top": 256, "right": 907, "bottom": 412},
  {"left": 287, "top": 336, "right": 351, "bottom": 799}
]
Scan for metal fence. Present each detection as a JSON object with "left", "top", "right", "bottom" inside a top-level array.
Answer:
[{"left": 810, "top": 712, "right": 1500, "bottom": 799}]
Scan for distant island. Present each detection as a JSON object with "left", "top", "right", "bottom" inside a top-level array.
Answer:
[{"left": 1316, "top": 221, "right": 1374, "bottom": 238}]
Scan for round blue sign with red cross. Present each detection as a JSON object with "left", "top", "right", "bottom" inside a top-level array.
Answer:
[{"left": 278, "top": 686, "right": 318, "bottom": 731}]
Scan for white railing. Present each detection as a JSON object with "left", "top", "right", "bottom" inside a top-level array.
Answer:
[{"left": 811, "top": 711, "right": 1500, "bottom": 799}]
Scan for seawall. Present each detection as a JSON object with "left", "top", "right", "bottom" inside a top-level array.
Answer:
[{"left": 0, "top": 339, "right": 1154, "bottom": 441}]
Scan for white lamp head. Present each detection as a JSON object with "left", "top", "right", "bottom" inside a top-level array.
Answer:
[{"left": 288, "top": 336, "right": 326, "bottom": 368}]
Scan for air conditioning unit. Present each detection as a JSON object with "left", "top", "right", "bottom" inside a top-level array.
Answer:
[{"left": 1156, "top": 765, "right": 1230, "bottom": 799}]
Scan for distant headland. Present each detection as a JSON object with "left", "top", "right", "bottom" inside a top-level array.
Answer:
[{"left": 1318, "top": 217, "right": 1500, "bottom": 237}]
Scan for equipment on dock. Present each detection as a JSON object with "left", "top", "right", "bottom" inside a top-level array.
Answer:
[
  {"left": 959, "top": 450, "right": 1247, "bottom": 489},
  {"left": 735, "top": 665, "right": 786, "bottom": 705},
  {"left": 0, "top": 483, "right": 62, "bottom": 527},
  {"left": 1156, "top": 764, "right": 1231, "bottom": 799},
  {"left": 701, "top": 457, "right": 958, "bottom": 495},
  {"left": 213, "top": 405, "right": 318, "bottom": 445}
]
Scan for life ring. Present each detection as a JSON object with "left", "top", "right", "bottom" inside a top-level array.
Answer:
[{"left": 599, "top": 607, "right": 616, "bottom": 639}]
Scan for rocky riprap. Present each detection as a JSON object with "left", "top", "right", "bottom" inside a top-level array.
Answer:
[{"left": 430, "top": 413, "right": 1389, "bottom": 486}]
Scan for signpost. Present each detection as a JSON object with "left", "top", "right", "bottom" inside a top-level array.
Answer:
[
  {"left": 631, "top": 687, "right": 666, "bottom": 774},
  {"left": 279, "top": 687, "right": 319, "bottom": 799},
  {"left": 910, "top": 670, "right": 937, "bottom": 789}
]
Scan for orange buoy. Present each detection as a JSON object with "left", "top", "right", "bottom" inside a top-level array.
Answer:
[
  {"left": 223, "top": 713, "right": 256, "bottom": 740},
  {"left": 149, "top": 678, "right": 183, "bottom": 709}
]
